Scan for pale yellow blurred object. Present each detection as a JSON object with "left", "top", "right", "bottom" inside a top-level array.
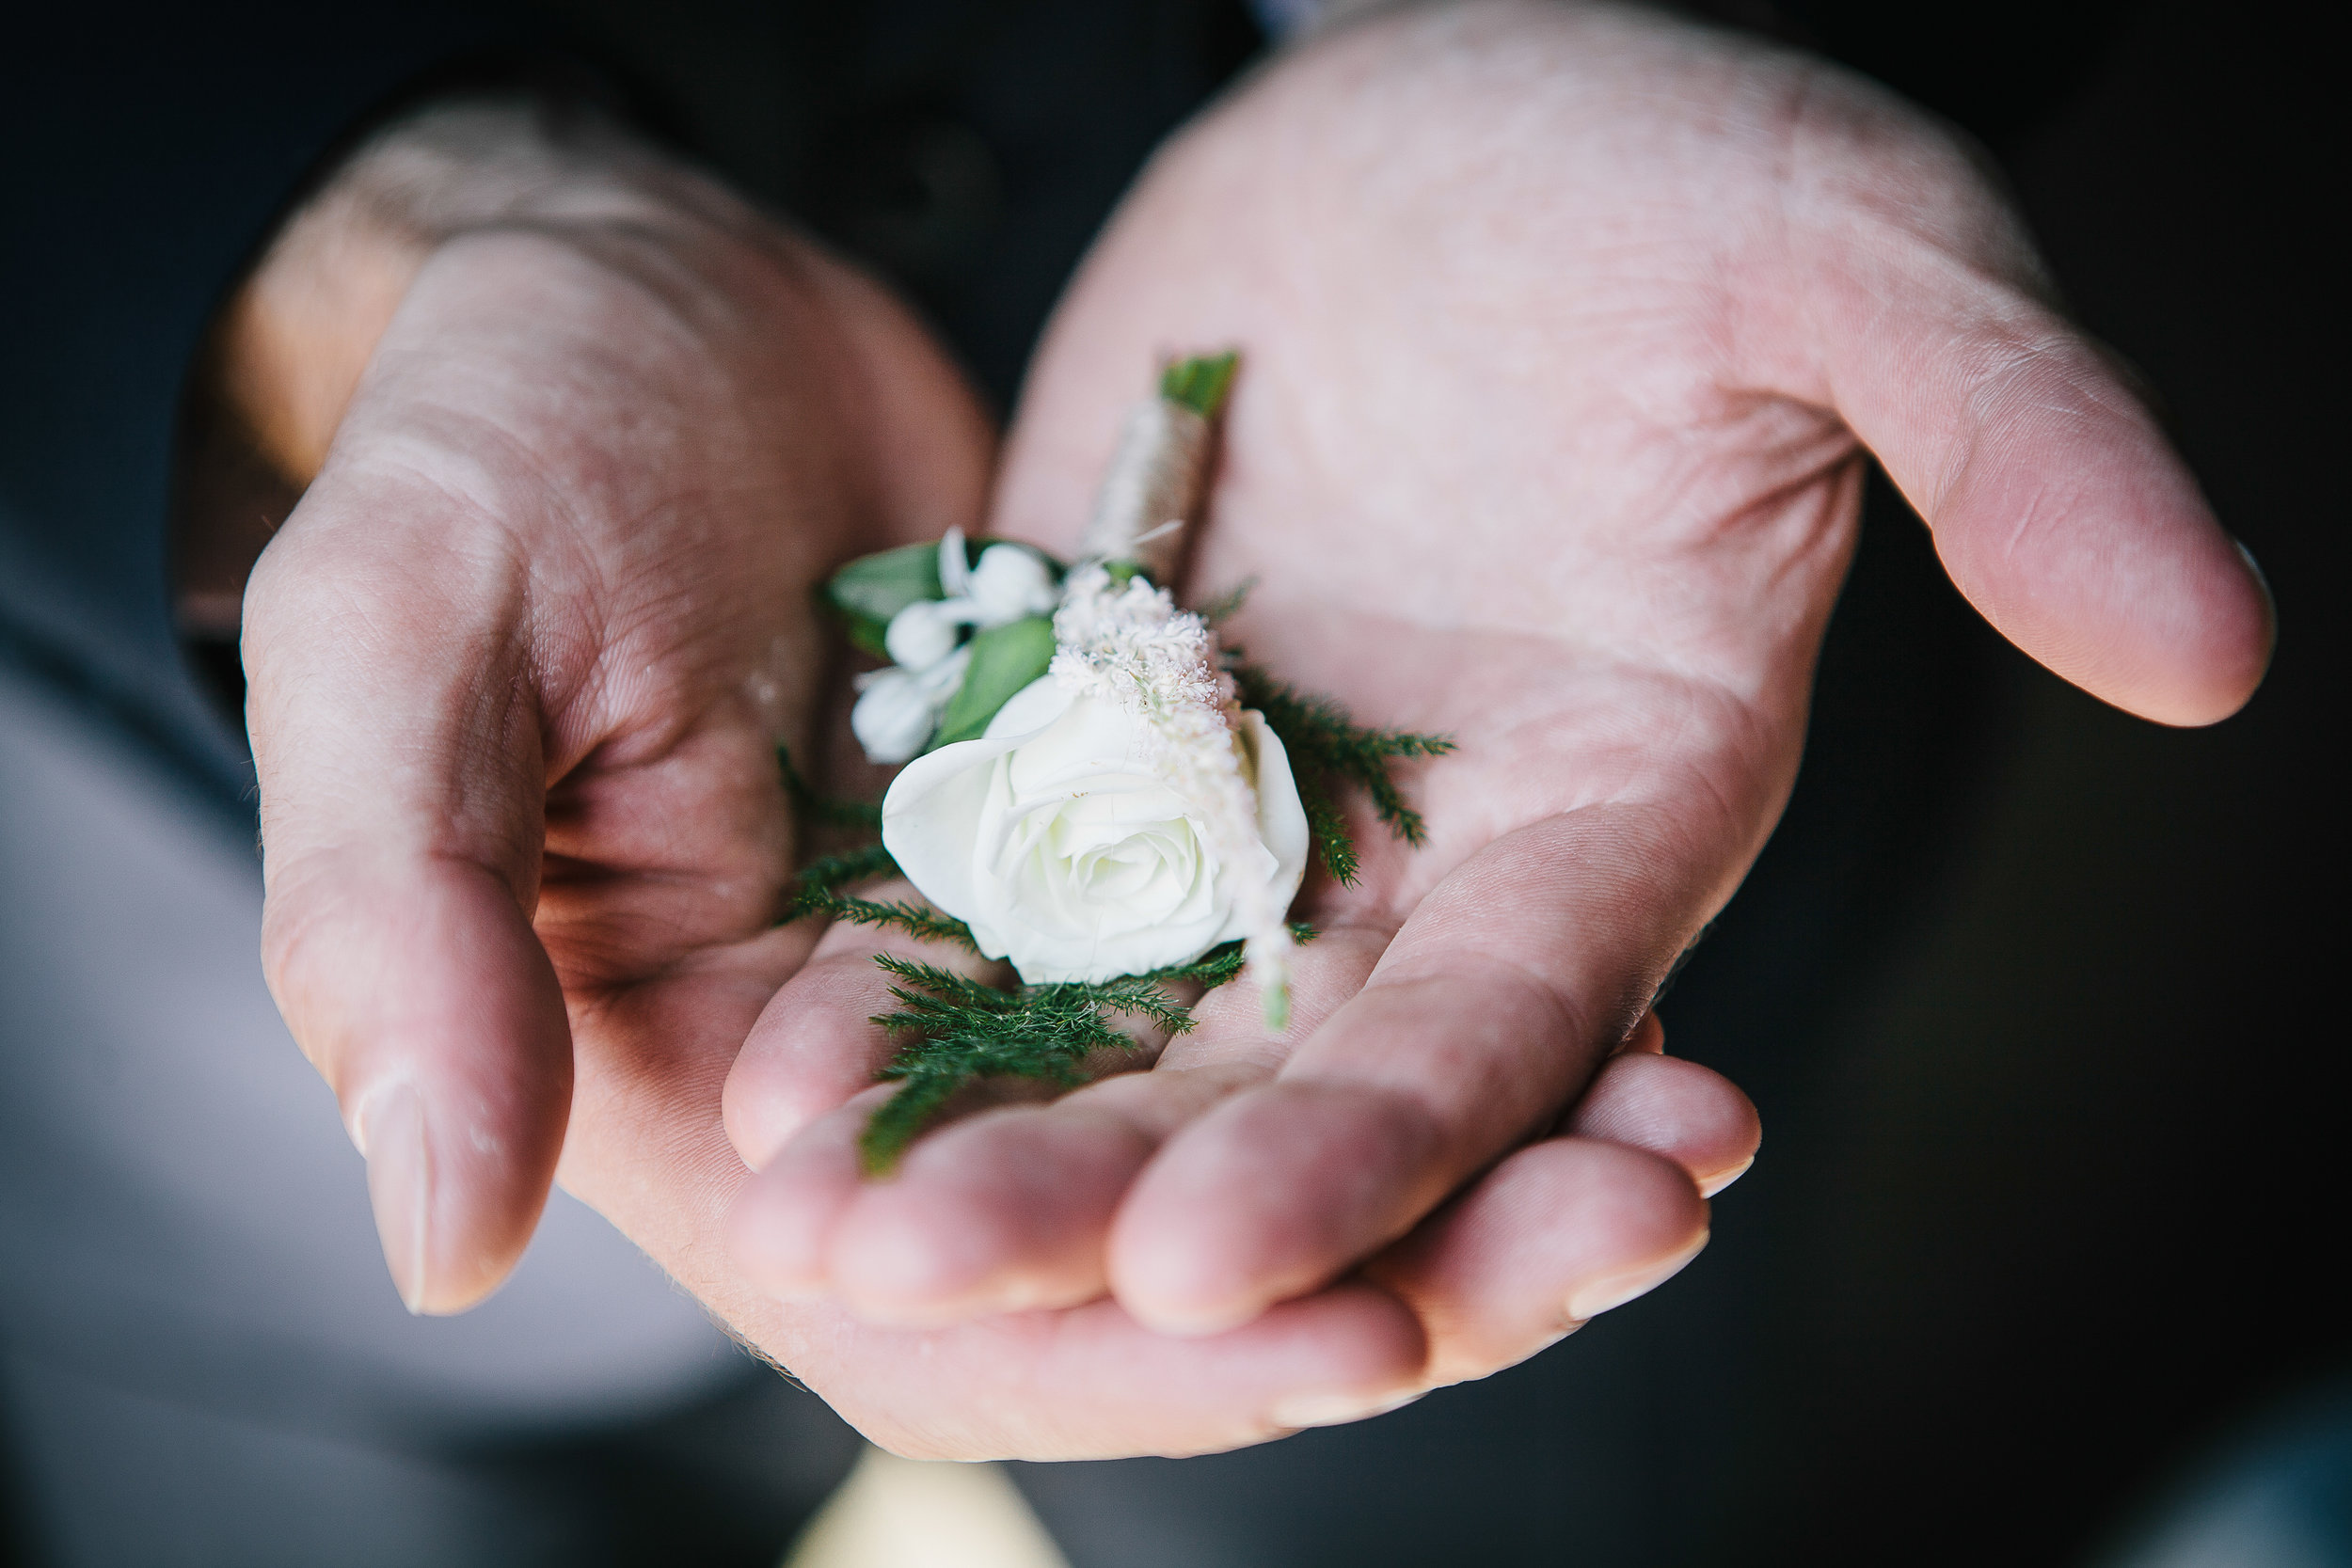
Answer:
[{"left": 784, "top": 1446, "right": 1072, "bottom": 1568}]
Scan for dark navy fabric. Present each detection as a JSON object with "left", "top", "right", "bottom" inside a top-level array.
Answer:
[{"left": 0, "top": 3, "right": 524, "bottom": 816}]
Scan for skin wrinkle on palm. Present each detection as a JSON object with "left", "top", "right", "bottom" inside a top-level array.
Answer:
[{"left": 228, "top": 0, "right": 2261, "bottom": 1462}]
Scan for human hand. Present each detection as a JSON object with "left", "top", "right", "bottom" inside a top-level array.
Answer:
[
  {"left": 724, "top": 0, "right": 2267, "bottom": 1370},
  {"left": 239, "top": 101, "right": 993, "bottom": 1314},
  {"left": 239, "top": 97, "right": 1745, "bottom": 1463}
]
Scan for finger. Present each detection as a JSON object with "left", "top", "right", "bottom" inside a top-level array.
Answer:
[
  {"left": 818, "top": 1286, "right": 1430, "bottom": 1459},
  {"left": 1564, "top": 1050, "right": 1761, "bottom": 1198},
  {"left": 590, "top": 947, "right": 1432, "bottom": 1461},
  {"left": 1365, "top": 1135, "right": 1711, "bottom": 1389},
  {"left": 246, "top": 472, "right": 566, "bottom": 1316},
  {"left": 1786, "top": 84, "right": 2271, "bottom": 724},
  {"left": 728, "top": 1086, "right": 892, "bottom": 1300},
  {"left": 721, "top": 879, "right": 1009, "bottom": 1171},
  {"left": 731, "top": 1079, "right": 1200, "bottom": 1319},
  {"left": 1107, "top": 805, "right": 1725, "bottom": 1335},
  {"left": 731, "top": 924, "right": 1389, "bottom": 1323},
  {"left": 1316, "top": 1041, "right": 1754, "bottom": 1400}
]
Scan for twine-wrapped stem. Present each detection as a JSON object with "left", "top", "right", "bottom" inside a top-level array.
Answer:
[{"left": 1075, "top": 397, "right": 1213, "bottom": 583}]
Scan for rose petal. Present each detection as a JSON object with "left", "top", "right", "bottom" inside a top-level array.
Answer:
[
  {"left": 882, "top": 678, "right": 1073, "bottom": 938},
  {"left": 1242, "top": 710, "right": 1312, "bottom": 903}
]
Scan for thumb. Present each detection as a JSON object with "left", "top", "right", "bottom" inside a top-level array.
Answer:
[
  {"left": 245, "top": 472, "right": 568, "bottom": 1315},
  {"left": 1797, "top": 111, "right": 2273, "bottom": 726}
]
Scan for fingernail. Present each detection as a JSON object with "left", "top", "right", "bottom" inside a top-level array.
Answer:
[
  {"left": 357, "top": 1085, "right": 431, "bottom": 1315},
  {"left": 1265, "top": 1388, "right": 1422, "bottom": 1431},
  {"left": 1565, "top": 1229, "right": 1708, "bottom": 1323},
  {"left": 1698, "top": 1156, "right": 1754, "bottom": 1198},
  {"left": 2233, "top": 537, "right": 2270, "bottom": 594},
  {"left": 2233, "top": 538, "right": 2278, "bottom": 633}
]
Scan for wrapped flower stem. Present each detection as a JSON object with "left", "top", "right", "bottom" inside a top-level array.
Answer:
[{"left": 1084, "top": 353, "right": 1237, "bottom": 575}]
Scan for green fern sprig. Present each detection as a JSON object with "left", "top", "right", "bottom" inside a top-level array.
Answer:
[
  {"left": 855, "top": 1075, "right": 970, "bottom": 1170},
  {"left": 855, "top": 926, "right": 1318, "bottom": 1172},
  {"left": 779, "top": 815, "right": 983, "bottom": 952},
  {"left": 797, "top": 885, "right": 982, "bottom": 953},
  {"left": 859, "top": 955, "right": 1213, "bottom": 1173},
  {"left": 772, "top": 751, "right": 979, "bottom": 947},
  {"left": 1298, "top": 792, "right": 1360, "bottom": 886},
  {"left": 1229, "top": 662, "right": 1454, "bottom": 882},
  {"left": 777, "top": 744, "right": 884, "bottom": 831}
]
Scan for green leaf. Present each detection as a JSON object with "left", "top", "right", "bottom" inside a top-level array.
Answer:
[
  {"left": 930, "top": 615, "right": 1057, "bottom": 747},
  {"left": 825, "top": 541, "right": 944, "bottom": 630},
  {"left": 1160, "top": 351, "right": 1240, "bottom": 419}
]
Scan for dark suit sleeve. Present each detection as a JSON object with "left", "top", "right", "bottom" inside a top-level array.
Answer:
[{"left": 0, "top": 3, "right": 526, "bottom": 813}]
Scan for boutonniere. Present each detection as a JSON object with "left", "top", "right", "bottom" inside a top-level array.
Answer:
[{"left": 791, "top": 355, "right": 1452, "bottom": 1170}]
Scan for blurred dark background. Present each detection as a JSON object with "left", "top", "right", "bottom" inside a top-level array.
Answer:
[
  {"left": 1744, "top": 4, "right": 2345, "bottom": 1558},
  {"left": 1738, "top": 0, "right": 2345, "bottom": 1557},
  {"left": 5, "top": 0, "right": 2343, "bottom": 1563}
]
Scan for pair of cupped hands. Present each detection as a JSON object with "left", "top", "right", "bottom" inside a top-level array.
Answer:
[{"left": 236, "top": 1, "right": 2267, "bottom": 1461}]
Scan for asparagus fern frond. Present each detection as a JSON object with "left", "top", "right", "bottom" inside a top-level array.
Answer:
[
  {"left": 855, "top": 928, "right": 1315, "bottom": 1172},
  {"left": 1231, "top": 662, "right": 1454, "bottom": 882}
]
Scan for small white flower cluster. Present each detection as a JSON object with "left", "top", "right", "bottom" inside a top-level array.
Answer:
[
  {"left": 850, "top": 528, "right": 1059, "bottom": 764},
  {"left": 1048, "top": 562, "right": 1233, "bottom": 719},
  {"left": 1050, "top": 563, "right": 1296, "bottom": 1019}
]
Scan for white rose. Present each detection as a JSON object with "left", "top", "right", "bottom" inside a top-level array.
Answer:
[{"left": 881, "top": 675, "right": 1312, "bottom": 984}]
